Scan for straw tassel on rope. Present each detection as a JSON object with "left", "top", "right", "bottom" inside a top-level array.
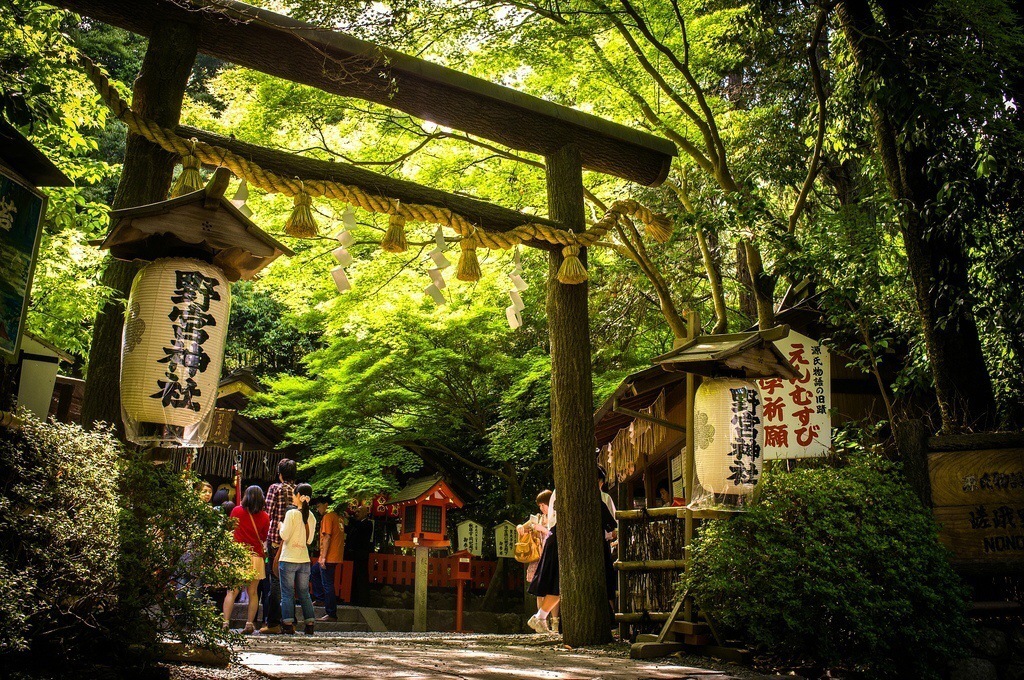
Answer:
[
  {"left": 170, "top": 139, "right": 203, "bottom": 198},
  {"left": 381, "top": 212, "right": 408, "bottom": 253},
  {"left": 645, "top": 213, "right": 674, "bottom": 243},
  {"left": 557, "top": 236, "right": 588, "bottom": 285},
  {"left": 285, "top": 182, "right": 318, "bottom": 238},
  {"left": 456, "top": 234, "right": 482, "bottom": 282}
]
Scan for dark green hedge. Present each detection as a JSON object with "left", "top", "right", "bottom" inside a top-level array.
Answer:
[
  {"left": 686, "top": 454, "right": 969, "bottom": 679},
  {"left": 0, "top": 417, "right": 249, "bottom": 664}
]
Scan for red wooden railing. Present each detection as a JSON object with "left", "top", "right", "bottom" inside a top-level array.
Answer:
[{"left": 367, "top": 552, "right": 523, "bottom": 590}]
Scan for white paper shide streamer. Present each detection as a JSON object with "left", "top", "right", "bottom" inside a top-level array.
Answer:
[
  {"left": 506, "top": 247, "right": 528, "bottom": 329},
  {"left": 425, "top": 226, "right": 450, "bottom": 306}
]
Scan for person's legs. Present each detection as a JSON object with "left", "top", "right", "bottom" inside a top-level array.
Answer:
[
  {"left": 245, "top": 580, "right": 260, "bottom": 626},
  {"left": 295, "top": 563, "right": 315, "bottom": 624},
  {"left": 294, "top": 561, "right": 313, "bottom": 630},
  {"left": 321, "top": 562, "right": 338, "bottom": 618},
  {"left": 280, "top": 562, "right": 297, "bottom": 625},
  {"left": 310, "top": 560, "right": 326, "bottom": 603},
  {"left": 263, "top": 541, "right": 283, "bottom": 629},
  {"left": 222, "top": 588, "right": 239, "bottom": 626}
]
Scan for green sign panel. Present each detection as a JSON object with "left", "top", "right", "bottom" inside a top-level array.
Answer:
[{"left": 0, "top": 167, "right": 46, "bottom": 361}]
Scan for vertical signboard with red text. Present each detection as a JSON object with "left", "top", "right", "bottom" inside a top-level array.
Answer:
[{"left": 757, "top": 331, "right": 831, "bottom": 459}]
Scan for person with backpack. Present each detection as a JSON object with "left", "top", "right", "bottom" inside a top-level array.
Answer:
[
  {"left": 224, "top": 485, "right": 269, "bottom": 634},
  {"left": 277, "top": 482, "right": 317, "bottom": 635}
]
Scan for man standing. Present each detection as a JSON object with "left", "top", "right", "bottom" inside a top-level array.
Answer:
[
  {"left": 316, "top": 498, "right": 346, "bottom": 622},
  {"left": 259, "top": 458, "right": 297, "bottom": 634},
  {"left": 344, "top": 503, "right": 374, "bottom": 606}
]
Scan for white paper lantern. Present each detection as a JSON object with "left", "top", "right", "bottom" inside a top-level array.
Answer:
[
  {"left": 692, "top": 378, "right": 764, "bottom": 495},
  {"left": 120, "top": 258, "right": 231, "bottom": 447}
]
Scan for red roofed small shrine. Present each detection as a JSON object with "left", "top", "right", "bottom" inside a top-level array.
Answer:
[{"left": 387, "top": 474, "right": 464, "bottom": 549}]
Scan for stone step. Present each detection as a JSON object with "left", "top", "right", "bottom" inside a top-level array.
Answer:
[
  {"left": 230, "top": 603, "right": 364, "bottom": 623},
  {"left": 229, "top": 619, "right": 370, "bottom": 633}
]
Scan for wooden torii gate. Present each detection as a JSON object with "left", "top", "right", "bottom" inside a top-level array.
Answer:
[{"left": 50, "top": 0, "right": 676, "bottom": 646}]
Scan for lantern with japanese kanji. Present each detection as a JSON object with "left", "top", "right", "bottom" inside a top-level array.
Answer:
[
  {"left": 99, "top": 168, "right": 291, "bottom": 447},
  {"left": 692, "top": 378, "right": 764, "bottom": 495},
  {"left": 387, "top": 474, "right": 464, "bottom": 548},
  {"left": 120, "top": 258, "right": 231, "bottom": 445}
]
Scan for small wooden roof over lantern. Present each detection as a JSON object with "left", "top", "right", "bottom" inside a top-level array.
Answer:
[
  {"left": 387, "top": 473, "right": 464, "bottom": 549},
  {"left": 652, "top": 325, "right": 800, "bottom": 380},
  {"left": 97, "top": 168, "right": 292, "bottom": 281}
]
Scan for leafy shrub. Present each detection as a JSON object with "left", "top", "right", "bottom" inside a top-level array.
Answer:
[
  {"left": 686, "top": 454, "right": 969, "bottom": 679},
  {"left": 0, "top": 417, "right": 249, "bottom": 664}
]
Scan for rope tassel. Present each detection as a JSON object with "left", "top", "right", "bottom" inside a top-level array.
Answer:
[
  {"left": 381, "top": 213, "right": 408, "bottom": 253},
  {"left": 645, "top": 213, "right": 674, "bottom": 243},
  {"left": 557, "top": 243, "right": 588, "bottom": 284},
  {"left": 456, "top": 235, "right": 482, "bottom": 281},
  {"left": 170, "top": 140, "right": 203, "bottom": 198},
  {"left": 285, "top": 184, "right": 318, "bottom": 238}
]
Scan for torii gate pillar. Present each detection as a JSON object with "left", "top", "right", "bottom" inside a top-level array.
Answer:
[{"left": 545, "top": 144, "right": 612, "bottom": 646}]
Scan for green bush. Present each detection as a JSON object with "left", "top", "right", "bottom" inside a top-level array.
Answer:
[
  {"left": 686, "top": 454, "right": 969, "bottom": 679},
  {"left": 0, "top": 417, "right": 249, "bottom": 664}
]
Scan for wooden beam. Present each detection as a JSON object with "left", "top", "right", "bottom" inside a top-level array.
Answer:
[
  {"left": 47, "top": 0, "right": 676, "bottom": 186},
  {"left": 178, "top": 125, "right": 561, "bottom": 239}
]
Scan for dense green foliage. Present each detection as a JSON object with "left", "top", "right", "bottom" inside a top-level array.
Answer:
[
  {"left": 687, "top": 455, "right": 970, "bottom": 678},
  {"left": 0, "top": 418, "right": 249, "bottom": 663}
]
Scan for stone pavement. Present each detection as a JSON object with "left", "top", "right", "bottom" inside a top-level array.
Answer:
[{"left": 238, "top": 633, "right": 754, "bottom": 679}]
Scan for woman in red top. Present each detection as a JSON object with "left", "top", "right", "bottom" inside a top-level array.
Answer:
[{"left": 223, "top": 485, "right": 270, "bottom": 634}]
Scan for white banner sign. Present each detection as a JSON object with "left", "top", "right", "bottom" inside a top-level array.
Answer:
[
  {"left": 457, "top": 520, "right": 484, "bottom": 556},
  {"left": 757, "top": 331, "right": 831, "bottom": 459}
]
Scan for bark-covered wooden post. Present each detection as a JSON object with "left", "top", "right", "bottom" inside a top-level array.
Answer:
[
  {"left": 545, "top": 144, "right": 612, "bottom": 646},
  {"left": 413, "top": 545, "right": 429, "bottom": 632},
  {"left": 80, "top": 22, "right": 198, "bottom": 432}
]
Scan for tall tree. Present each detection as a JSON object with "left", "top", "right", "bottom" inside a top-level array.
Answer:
[
  {"left": 79, "top": 22, "right": 198, "bottom": 431},
  {"left": 835, "top": 0, "right": 1020, "bottom": 431}
]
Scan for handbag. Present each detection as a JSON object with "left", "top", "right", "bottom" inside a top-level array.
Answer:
[
  {"left": 271, "top": 511, "right": 310, "bottom": 577},
  {"left": 514, "top": 530, "right": 542, "bottom": 564}
]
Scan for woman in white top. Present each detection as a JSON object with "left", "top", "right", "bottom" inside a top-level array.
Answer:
[{"left": 278, "top": 482, "right": 317, "bottom": 635}]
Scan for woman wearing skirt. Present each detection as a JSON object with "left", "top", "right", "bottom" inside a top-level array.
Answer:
[{"left": 527, "top": 489, "right": 560, "bottom": 635}]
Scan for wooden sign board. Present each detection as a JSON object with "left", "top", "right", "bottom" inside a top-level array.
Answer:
[
  {"left": 493, "top": 521, "right": 517, "bottom": 559},
  {"left": 929, "top": 448, "right": 1024, "bottom": 567},
  {"left": 756, "top": 331, "right": 831, "bottom": 460},
  {"left": 0, "top": 165, "right": 46, "bottom": 362},
  {"left": 207, "top": 408, "right": 235, "bottom": 445},
  {"left": 457, "top": 520, "right": 484, "bottom": 557}
]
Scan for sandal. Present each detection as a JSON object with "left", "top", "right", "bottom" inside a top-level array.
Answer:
[{"left": 243, "top": 622, "right": 255, "bottom": 635}]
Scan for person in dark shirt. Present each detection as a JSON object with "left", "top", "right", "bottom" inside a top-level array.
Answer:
[{"left": 343, "top": 503, "right": 374, "bottom": 605}]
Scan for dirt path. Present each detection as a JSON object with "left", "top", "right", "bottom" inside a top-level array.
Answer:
[{"left": 238, "top": 633, "right": 770, "bottom": 679}]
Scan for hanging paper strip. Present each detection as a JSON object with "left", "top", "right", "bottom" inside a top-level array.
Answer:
[
  {"left": 425, "top": 283, "right": 446, "bottom": 305},
  {"left": 332, "top": 246, "right": 353, "bottom": 266},
  {"left": 342, "top": 207, "right": 357, "bottom": 229},
  {"left": 331, "top": 266, "right": 351, "bottom": 292}
]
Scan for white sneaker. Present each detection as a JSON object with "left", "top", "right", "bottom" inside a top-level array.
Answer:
[
  {"left": 527, "top": 614, "right": 549, "bottom": 634},
  {"left": 549, "top": 616, "right": 560, "bottom": 635}
]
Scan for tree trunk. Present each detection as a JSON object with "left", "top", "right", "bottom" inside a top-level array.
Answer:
[
  {"left": 742, "top": 240, "right": 776, "bottom": 330},
  {"left": 735, "top": 241, "right": 757, "bottom": 325},
  {"left": 545, "top": 144, "right": 611, "bottom": 646},
  {"left": 836, "top": 0, "right": 997, "bottom": 432},
  {"left": 80, "top": 22, "right": 198, "bottom": 433}
]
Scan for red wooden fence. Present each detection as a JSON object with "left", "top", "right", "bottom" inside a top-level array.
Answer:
[{"left": 367, "top": 552, "right": 523, "bottom": 590}]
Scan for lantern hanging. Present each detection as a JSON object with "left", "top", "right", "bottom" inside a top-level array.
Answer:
[
  {"left": 120, "top": 257, "right": 231, "bottom": 447},
  {"left": 692, "top": 378, "right": 764, "bottom": 496}
]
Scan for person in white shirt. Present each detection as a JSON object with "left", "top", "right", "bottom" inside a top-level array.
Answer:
[{"left": 278, "top": 482, "right": 317, "bottom": 635}]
